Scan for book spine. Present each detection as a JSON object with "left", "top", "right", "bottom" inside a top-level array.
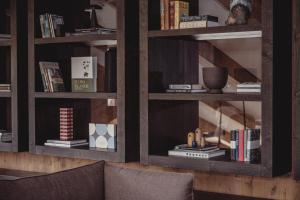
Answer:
[
  {"left": 236, "top": 130, "right": 239, "bottom": 161},
  {"left": 174, "top": 1, "right": 179, "bottom": 29},
  {"left": 44, "top": 14, "right": 51, "bottom": 38},
  {"left": 179, "top": 21, "right": 207, "bottom": 29},
  {"left": 238, "top": 129, "right": 244, "bottom": 161},
  {"left": 160, "top": 0, "right": 165, "bottom": 30},
  {"left": 164, "top": 0, "right": 169, "bottom": 29},
  {"left": 49, "top": 14, "right": 55, "bottom": 38},
  {"left": 244, "top": 129, "right": 248, "bottom": 161},
  {"left": 174, "top": 1, "right": 189, "bottom": 29},
  {"left": 249, "top": 129, "right": 261, "bottom": 163},
  {"left": 169, "top": 1, "right": 175, "bottom": 29},
  {"left": 230, "top": 130, "right": 236, "bottom": 161},
  {"left": 39, "top": 15, "right": 46, "bottom": 38}
]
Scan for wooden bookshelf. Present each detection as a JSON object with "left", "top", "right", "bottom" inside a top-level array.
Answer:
[
  {"left": 140, "top": 0, "right": 292, "bottom": 177},
  {"left": 28, "top": 0, "right": 139, "bottom": 162},
  {"left": 0, "top": 0, "right": 28, "bottom": 152}
]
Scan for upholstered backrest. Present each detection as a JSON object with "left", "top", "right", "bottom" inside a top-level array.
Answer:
[
  {"left": 104, "top": 164, "right": 194, "bottom": 200},
  {"left": 0, "top": 161, "right": 105, "bottom": 200}
]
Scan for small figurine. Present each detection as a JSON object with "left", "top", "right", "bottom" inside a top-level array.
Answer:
[
  {"left": 226, "top": 0, "right": 252, "bottom": 25},
  {"left": 187, "top": 132, "right": 195, "bottom": 148},
  {"left": 195, "top": 128, "right": 206, "bottom": 148}
]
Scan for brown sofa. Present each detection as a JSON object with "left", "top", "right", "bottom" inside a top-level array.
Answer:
[{"left": 0, "top": 161, "right": 194, "bottom": 200}]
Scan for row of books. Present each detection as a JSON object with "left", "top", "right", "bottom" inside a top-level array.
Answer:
[
  {"left": 168, "top": 145, "right": 225, "bottom": 159},
  {"left": 44, "top": 139, "right": 88, "bottom": 148},
  {"left": 230, "top": 129, "right": 261, "bottom": 163},
  {"left": 0, "top": 130, "right": 12, "bottom": 143},
  {"left": 166, "top": 84, "right": 207, "bottom": 93},
  {"left": 0, "top": 84, "right": 11, "bottom": 92},
  {"left": 40, "top": 13, "right": 64, "bottom": 38},
  {"left": 160, "top": 0, "right": 219, "bottom": 30},
  {"left": 237, "top": 82, "right": 261, "bottom": 93}
]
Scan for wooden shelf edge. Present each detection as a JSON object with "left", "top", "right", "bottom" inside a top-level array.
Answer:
[
  {"left": 149, "top": 93, "right": 261, "bottom": 101},
  {"left": 34, "top": 34, "right": 117, "bottom": 45},
  {"left": 0, "top": 142, "right": 13, "bottom": 152},
  {"left": 34, "top": 92, "right": 117, "bottom": 99},
  {"left": 0, "top": 92, "right": 12, "bottom": 98},
  {"left": 34, "top": 145, "right": 119, "bottom": 161},
  {"left": 148, "top": 155, "right": 263, "bottom": 176},
  {"left": 148, "top": 25, "right": 262, "bottom": 39},
  {"left": 0, "top": 39, "right": 11, "bottom": 46}
]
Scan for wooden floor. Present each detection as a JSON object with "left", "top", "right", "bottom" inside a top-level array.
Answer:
[{"left": 0, "top": 152, "right": 299, "bottom": 200}]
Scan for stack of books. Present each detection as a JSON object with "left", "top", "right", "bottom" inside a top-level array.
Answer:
[
  {"left": 40, "top": 13, "right": 64, "bottom": 38},
  {"left": 168, "top": 145, "right": 225, "bottom": 159},
  {"left": 66, "top": 27, "right": 116, "bottom": 37},
  {"left": 60, "top": 108, "right": 74, "bottom": 141},
  {"left": 237, "top": 82, "right": 261, "bottom": 93},
  {"left": 44, "top": 139, "right": 88, "bottom": 148},
  {"left": 39, "top": 62, "right": 65, "bottom": 92},
  {"left": 230, "top": 129, "right": 261, "bottom": 163},
  {"left": 166, "top": 84, "right": 207, "bottom": 93},
  {"left": 0, "top": 130, "right": 12, "bottom": 142},
  {"left": 0, "top": 84, "right": 11, "bottom": 92},
  {"left": 180, "top": 15, "right": 219, "bottom": 29}
]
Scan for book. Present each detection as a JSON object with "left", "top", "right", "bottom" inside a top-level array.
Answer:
[
  {"left": 39, "top": 62, "right": 65, "bottom": 92},
  {"left": 237, "top": 88, "right": 261, "bottom": 93},
  {"left": 246, "top": 129, "right": 261, "bottom": 163},
  {"left": 44, "top": 142, "right": 89, "bottom": 148},
  {"left": 238, "top": 129, "right": 244, "bottom": 161},
  {"left": 237, "top": 82, "right": 261, "bottom": 88},
  {"left": 180, "top": 21, "right": 219, "bottom": 29},
  {"left": 60, "top": 108, "right": 74, "bottom": 141},
  {"left": 170, "top": 1, "right": 189, "bottom": 29},
  {"left": 49, "top": 14, "right": 65, "bottom": 37},
  {"left": 166, "top": 89, "right": 207, "bottom": 93},
  {"left": 230, "top": 130, "right": 237, "bottom": 161},
  {"left": 174, "top": 144, "right": 218, "bottom": 151},
  {"left": 181, "top": 15, "right": 218, "bottom": 22},
  {"left": 169, "top": 84, "right": 192, "bottom": 90},
  {"left": 168, "top": 149, "right": 225, "bottom": 159},
  {"left": 105, "top": 48, "right": 117, "bottom": 92},
  {"left": 160, "top": 0, "right": 165, "bottom": 30},
  {"left": 46, "top": 139, "right": 87, "bottom": 145},
  {"left": 71, "top": 57, "right": 97, "bottom": 92},
  {"left": 0, "top": 34, "right": 11, "bottom": 39},
  {"left": 164, "top": 0, "right": 170, "bottom": 29},
  {"left": 0, "top": 84, "right": 11, "bottom": 92},
  {"left": 39, "top": 14, "right": 51, "bottom": 38}
]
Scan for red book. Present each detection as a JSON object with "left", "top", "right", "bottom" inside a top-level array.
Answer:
[{"left": 238, "top": 129, "right": 244, "bottom": 161}]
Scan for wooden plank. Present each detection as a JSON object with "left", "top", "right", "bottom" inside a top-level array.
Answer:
[
  {"left": 0, "top": 92, "right": 11, "bottom": 98},
  {"left": 34, "top": 92, "right": 117, "bottom": 99},
  {"left": 149, "top": 93, "right": 261, "bottom": 101},
  {"left": 0, "top": 39, "right": 11, "bottom": 46}
]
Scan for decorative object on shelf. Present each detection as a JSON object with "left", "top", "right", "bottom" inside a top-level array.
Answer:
[
  {"left": 44, "top": 139, "right": 88, "bottom": 148},
  {"left": 85, "top": 4, "right": 103, "bottom": 29},
  {"left": 71, "top": 57, "right": 97, "bottom": 92},
  {"left": 39, "top": 62, "right": 65, "bottom": 92},
  {"left": 168, "top": 145, "right": 225, "bottom": 159},
  {"left": 195, "top": 128, "right": 206, "bottom": 148},
  {"left": 166, "top": 84, "right": 207, "bottom": 93},
  {"left": 226, "top": 0, "right": 252, "bottom": 25},
  {"left": 0, "top": 84, "right": 11, "bottom": 92},
  {"left": 187, "top": 132, "right": 195, "bottom": 148},
  {"left": 89, "top": 123, "right": 117, "bottom": 150},
  {"left": 60, "top": 108, "right": 74, "bottom": 141},
  {"left": 0, "top": 130, "right": 12, "bottom": 143},
  {"left": 202, "top": 67, "right": 228, "bottom": 94}
]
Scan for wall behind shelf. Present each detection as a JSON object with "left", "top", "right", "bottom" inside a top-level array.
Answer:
[{"left": 0, "top": 152, "right": 299, "bottom": 200}]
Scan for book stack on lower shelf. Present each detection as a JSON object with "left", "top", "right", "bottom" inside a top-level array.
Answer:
[
  {"left": 0, "top": 84, "right": 11, "bottom": 92},
  {"left": 230, "top": 129, "right": 261, "bottom": 163},
  {"left": 166, "top": 84, "right": 207, "bottom": 93},
  {"left": 0, "top": 130, "right": 12, "bottom": 143},
  {"left": 44, "top": 139, "right": 88, "bottom": 148},
  {"left": 237, "top": 82, "right": 261, "bottom": 93},
  {"left": 168, "top": 144, "right": 225, "bottom": 159}
]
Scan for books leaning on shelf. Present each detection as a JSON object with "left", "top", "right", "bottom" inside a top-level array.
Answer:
[
  {"left": 167, "top": 84, "right": 207, "bottom": 93},
  {"left": 0, "top": 130, "right": 12, "bottom": 142},
  {"left": 39, "top": 62, "right": 65, "bottom": 92},
  {"left": 168, "top": 145, "right": 225, "bottom": 159},
  {"left": 237, "top": 82, "right": 261, "bottom": 93},
  {"left": 40, "top": 13, "right": 65, "bottom": 38},
  {"left": 71, "top": 57, "right": 97, "bottom": 92},
  {"left": 0, "top": 84, "right": 11, "bottom": 92},
  {"left": 44, "top": 139, "right": 88, "bottom": 148},
  {"left": 160, "top": 0, "right": 189, "bottom": 30},
  {"left": 230, "top": 129, "right": 261, "bottom": 163},
  {"left": 180, "top": 15, "right": 219, "bottom": 29}
]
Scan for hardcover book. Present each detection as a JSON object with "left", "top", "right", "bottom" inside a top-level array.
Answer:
[
  {"left": 89, "top": 123, "right": 117, "bottom": 150},
  {"left": 39, "top": 62, "right": 65, "bottom": 92},
  {"left": 170, "top": 1, "right": 189, "bottom": 29},
  {"left": 71, "top": 57, "right": 97, "bottom": 92}
]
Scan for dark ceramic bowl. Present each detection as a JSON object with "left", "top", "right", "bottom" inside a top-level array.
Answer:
[{"left": 203, "top": 67, "right": 228, "bottom": 94}]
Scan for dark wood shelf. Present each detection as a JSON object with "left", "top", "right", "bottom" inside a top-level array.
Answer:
[
  {"left": 35, "top": 145, "right": 120, "bottom": 161},
  {"left": 34, "top": 92, "right": 117, "bottom": 99},
  {"left": 148, "top": 25, "right": 262, "bottom": 38},
  {"left": 0, "top": 142, "right": 12, "bottom": 152},
  {"left": 0, "top": 39, "right": 11, "bottom": 46},
  {"left": 149, "top": 93, "right": 261, "bottom": 101},
  {"left": 34, "top": 34, "right": 117, "bottom": 45},
  {"left": 0, "top": 92, "right": 12, "bottom": 98},
  {"left": 148, "top": 155, "right": 263, "bottom": 176}
]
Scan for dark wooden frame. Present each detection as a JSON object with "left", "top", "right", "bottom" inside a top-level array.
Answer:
[
  {"left": 0, "top": 0, "right": 28, "bottom": 152},
  {"left": 140, "top": 0, "right": 292, "bottom": 176},
  {"left": 28, "top": 0, "right": 139, "bottom": 162},
  {"left": 293, "top": 0, "right": 300, "bottom": 180}
]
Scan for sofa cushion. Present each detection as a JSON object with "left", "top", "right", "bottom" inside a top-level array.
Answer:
[
  {"left": 105, "top": 164, "right": 194, "bottom": 200},
  {"left": 0, "top": 161, "right": 105, "bottom": 200}
]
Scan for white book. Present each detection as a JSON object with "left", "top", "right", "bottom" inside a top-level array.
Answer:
[
  {"left": 168, "top": 149, "right": 225, "bottom": 159},
  {"left": 71, "top": 57, "right": 97, "bottom": 79},
  {"left": 237, "top": 82, "right": 261, "bottom": 88},
  {"left": 46, "top": 139, "right": 87, "bottom": 145},
  {"left": 237, "top": 88, "right": 261, "bottom": 93},
  {"left": 44, "top": 142, "right": 89, "bottom": 148}
]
